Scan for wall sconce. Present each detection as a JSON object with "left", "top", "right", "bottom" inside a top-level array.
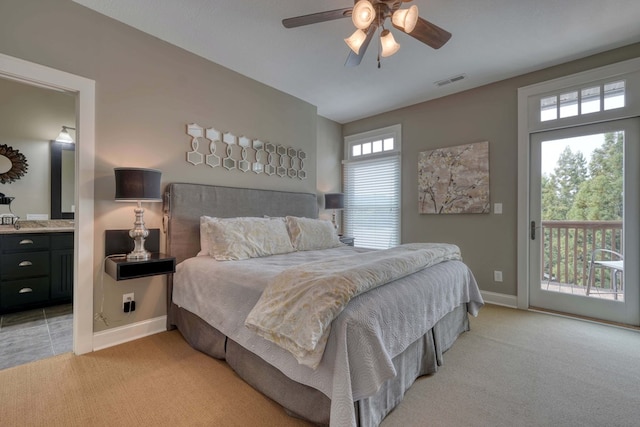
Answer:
[
  {"left": 114, "top": 167, "right": 162, "bottom": 260},
  {"left": 55, "top": 126, "right": 76, "bottom": 143},
  {"left": 324, "top": 193, "right": 345, "bottom": 234}
]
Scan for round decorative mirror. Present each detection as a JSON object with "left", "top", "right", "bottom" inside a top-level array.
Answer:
[{"left": 0, "top": 144, "right": 28, "bottom": 184}]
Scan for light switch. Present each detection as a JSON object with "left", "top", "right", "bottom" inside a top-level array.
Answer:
[{"left": 494, "top": 203, "right": 502, "bottom": 214}]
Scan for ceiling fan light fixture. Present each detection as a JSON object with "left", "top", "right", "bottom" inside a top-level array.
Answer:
[
  {"left": 391, "top": 5, "right": 419, "bottom": 33},
  {"left": 352, "top": 0, "right": 375, "bottom": 29},
  {"left": 345, "top": 29, "right": 367, "bottom": 54},
  {"left": 380, "top": 29, "right": 400, "bottom": 57}
]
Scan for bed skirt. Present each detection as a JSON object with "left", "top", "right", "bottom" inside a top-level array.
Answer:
[{"left": 171, "top": 303, "right": 470, "bottom": 426}]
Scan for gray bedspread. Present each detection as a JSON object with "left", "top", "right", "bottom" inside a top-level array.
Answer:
[{"left": 173, "top": 246, "right": 483, "bottom": 427}]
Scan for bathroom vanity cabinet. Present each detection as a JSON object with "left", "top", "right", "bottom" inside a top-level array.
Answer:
[{"left": 0, "top": 231, "right": 73, "bottom": 314}]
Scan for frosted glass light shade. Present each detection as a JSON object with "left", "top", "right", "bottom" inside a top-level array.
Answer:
[
  {"left": 391, "top": 5, "right": 419, "bottom": 33},
  {"left": 352, "top": 0, "right": 375, "bottom": 29},
  {"left": 55, "top": 126, "right": 75, "bottom": 143},
  {"left": 344, "top": 29, "right": 367, "bottom": 54},
  {"left": 380, "top": 29, "right": 400, "bottom": 57}
]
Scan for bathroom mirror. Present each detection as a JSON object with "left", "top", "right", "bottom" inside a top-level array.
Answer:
[{"left": 50, "top": 141, "right": 75, "bottom": 219}]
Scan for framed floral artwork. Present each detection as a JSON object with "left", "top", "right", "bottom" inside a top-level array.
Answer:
[{"left": 418, "top": 141, "right": 490, "bottom": 214}]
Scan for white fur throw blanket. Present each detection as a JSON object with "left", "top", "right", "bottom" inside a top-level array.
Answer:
[{"left": 245, "top": 243, "right": 462, "bottom": 368}]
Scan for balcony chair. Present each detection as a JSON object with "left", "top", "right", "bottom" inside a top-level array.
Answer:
[{"left": 587, "top": 249, "right": 624, "bottom": 300}]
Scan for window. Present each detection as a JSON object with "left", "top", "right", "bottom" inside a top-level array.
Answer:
[
  {"left": 540, "top": 79, "right": 626, "bottom": 122},
  {"left": 343, "top": 125, "right": 401, "bottom": 249}
]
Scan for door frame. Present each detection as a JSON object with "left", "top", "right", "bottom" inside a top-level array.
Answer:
[
  {"left": 517, "top": 57, "right": 640, "bottom": 316},
  {"left": 0, "top": 53, "right": 95, "bottom": 354}
]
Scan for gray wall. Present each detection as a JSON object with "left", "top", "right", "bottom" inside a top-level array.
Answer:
[
  {"left": 343, "top": 43, "right": 640, "bottom": 296},
  {"left": 0, "top": 0, "right": 341, "bottom": 332},
  {"left": 316, "top": 116, "right": 344, "bottom": 221}
]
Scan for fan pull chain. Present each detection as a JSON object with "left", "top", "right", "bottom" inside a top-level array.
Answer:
[{"left": 377, "top": 27, "right": 382, "bottom": 69}]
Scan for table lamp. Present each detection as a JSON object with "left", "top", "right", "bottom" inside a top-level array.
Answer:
[
  {"left": 114, "top": 167, "right": 162, "bottom": 260},
  {"left": 324, "top": 192, "right": 344, "bottom": 233}
]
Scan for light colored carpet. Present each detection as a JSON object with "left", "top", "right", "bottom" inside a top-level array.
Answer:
[
  {"left": 382, "top": 305, "right": 640, "bottom": 427},
  {"left": 1, "top": 304, "right": 639, "bottom": 426},
  {"left": 0, "top": 329, "right": 309, "bottom": 427}
]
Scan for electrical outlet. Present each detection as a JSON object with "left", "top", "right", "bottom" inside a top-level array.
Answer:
[
  {"left": 123, "top": 292, "right": 134, "bottom": 313},
  {"left": 494, "top": 271, "right": 503, "bottom": 282}
]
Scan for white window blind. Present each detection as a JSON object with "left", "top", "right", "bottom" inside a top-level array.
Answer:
[{"left": 344, "top": 154, "right": 401, "bottom": 249}]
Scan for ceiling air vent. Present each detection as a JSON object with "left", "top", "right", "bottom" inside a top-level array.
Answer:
[{"left": 435, "top": 74, "right": 466, "bottom": 87}]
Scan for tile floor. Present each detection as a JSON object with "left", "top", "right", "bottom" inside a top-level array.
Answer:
[{"left": 0, "top": 304, "right": 73, "bottom": 370}]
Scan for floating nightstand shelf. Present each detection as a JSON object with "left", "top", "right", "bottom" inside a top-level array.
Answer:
[
  {"left": 105, "top": 253, "right": 175, "bottom": 281},
  {"left": 104, "top": 228, "right": 175, "bottom": 281}
]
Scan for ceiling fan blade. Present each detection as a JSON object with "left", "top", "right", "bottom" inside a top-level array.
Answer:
[
  {"left": 394, "top": 16, "right": 452, "bottom": 49},
  {"left": 282, "top": 8, "right": 352, "bottom": 28},
  {"left": 344, "top": 24, "right": 377, "bottom": 67}
]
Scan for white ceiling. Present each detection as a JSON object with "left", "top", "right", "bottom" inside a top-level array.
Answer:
[{"left": 73, "top": 0, "right": 640, "bottom": 124}]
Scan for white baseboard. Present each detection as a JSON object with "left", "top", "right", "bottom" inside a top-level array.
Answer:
[
  {"left": 93, "top": 315, "right": 167, "bottom": 351},
  {"left": 480, "top": 290, "right": 518, "bottom": 308}
]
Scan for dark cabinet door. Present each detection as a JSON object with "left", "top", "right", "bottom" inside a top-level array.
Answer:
[
  {"left": 50, "top": 248, "right": 73, "bottom": 299},
  {"left": 50, "top": 233, "right": 74, "bottom": 300}
]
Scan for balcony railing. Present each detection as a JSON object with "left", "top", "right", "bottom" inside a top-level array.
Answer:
[{"left": 541, "top": 220, "right": 622, "bottom": 290}]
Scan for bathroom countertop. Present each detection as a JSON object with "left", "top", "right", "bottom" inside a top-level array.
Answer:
[{"left": 0, "top": 220, "right": 75, "bottom": 234}]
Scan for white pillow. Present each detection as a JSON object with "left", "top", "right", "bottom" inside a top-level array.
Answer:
[
  {"left": 203, "top": 216, "right": 295, "bottom": 261},
  {"left": 285, "top": 216, "right": 343, "bottom": 251},
  {"left": 198, "top": 215, "right": 214, "bottom": 256}
]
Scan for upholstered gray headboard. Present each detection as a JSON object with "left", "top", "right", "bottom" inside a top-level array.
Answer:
[{"left": 164, "top": 183, "right": 318, "bottom": 264}]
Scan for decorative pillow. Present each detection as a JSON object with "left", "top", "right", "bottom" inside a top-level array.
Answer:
[
  {"left": 198, "top": 215, "right": 215, "bottom": 256},
  {"left": 285, "top": 216, "right": 343, "bottom": 251},
  {"left": 203, "top": 216, "right": 295, "bottom": 261}
]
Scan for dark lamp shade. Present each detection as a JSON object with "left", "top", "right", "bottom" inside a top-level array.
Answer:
[
  {"left": 114, "top": 168, "right": 162, "bottom": 202},
  {"left": 324, "top": 193, "right": 344, "bottom": 210}
]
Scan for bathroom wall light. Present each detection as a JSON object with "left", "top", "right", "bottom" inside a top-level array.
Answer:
[{"left": 55, "top": 126, "right": 76, "bottom": 143}]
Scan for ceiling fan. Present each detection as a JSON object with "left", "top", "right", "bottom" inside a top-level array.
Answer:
[{"left": 282, "top": 0, "right": 452, "bottom": 67}]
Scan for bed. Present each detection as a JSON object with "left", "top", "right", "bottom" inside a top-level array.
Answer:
[{"left": 164, "top": 183, "right": 484, "bottom": 427}]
